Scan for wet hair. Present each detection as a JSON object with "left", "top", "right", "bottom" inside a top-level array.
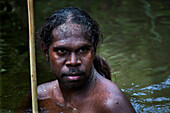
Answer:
[{"left": 38, "top": 7, "right": 111, "bottom": 80}]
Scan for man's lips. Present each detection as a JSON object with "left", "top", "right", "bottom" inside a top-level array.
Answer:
[
  {"left": 67, "top": 76, "right": 81, "bottom": 81},
  {"left": 63, "top": 73, "right": 83, "bottom": 81}
]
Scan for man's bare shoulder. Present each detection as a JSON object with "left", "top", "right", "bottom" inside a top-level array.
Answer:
[
  {"left": 37, "top": 80, "right": 59, "bottom": 100},
  {"left": 98, "top": 94, "right": 136, "bottom": 113},
  {"left": 95, "top": 75, "right": 136, "bottom": 113},
  {"left": 96, "top": 73, "right": 123, "bottom": 95}
]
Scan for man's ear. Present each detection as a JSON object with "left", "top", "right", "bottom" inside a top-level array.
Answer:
[{"left": 41, "top": 42, "right": 49, "bottom": 62}]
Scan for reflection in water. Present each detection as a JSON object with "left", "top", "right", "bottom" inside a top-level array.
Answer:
[
  {"left": 140, "top": 76, "right": 170, "bottom": 91},
  {"left": 122, "top": 76, "right": 170, "bottom": 112},
  {"left": 140, "top": 0, "right": 162, "bottom": 43},
  {"left": 0, "top": 0, "right": 170, "bottom": 112}
]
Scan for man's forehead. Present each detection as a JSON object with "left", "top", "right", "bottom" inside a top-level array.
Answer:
[
  {"left": 52, "top": 23, "right": 87, "bottom": 41},
  {"left": 50, "top": 36, "right": 93, "bottom": 51},
  {"left": 52, "top": 37, "right": 92, "bottom": 47}
]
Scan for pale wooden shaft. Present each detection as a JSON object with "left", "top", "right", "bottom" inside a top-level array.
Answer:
[{"left": 27, "top": 0, "right": 38, "bottom": 112}]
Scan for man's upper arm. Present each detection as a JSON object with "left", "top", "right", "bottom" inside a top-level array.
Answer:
[
  {"left": 15, "top": 93, "right": 32, "bottom": 112},
  {"left": 96, "top": 77, "right": 136, "bottom": 113},
  {"left": 103, "top": 93, "right": 136, "bottom": 113}
]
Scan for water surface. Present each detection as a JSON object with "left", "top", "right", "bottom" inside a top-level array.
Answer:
[{"left": 0, "top": 0, "right": 170, "bottom": 112}]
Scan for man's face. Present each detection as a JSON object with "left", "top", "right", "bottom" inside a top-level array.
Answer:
[{"left": 48, "top": 23, "right": 94, "bottom": 89}]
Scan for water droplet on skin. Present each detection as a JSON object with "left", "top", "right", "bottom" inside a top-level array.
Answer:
[{"left": 115, "top": 100, "right": 119, "bottom": 104}]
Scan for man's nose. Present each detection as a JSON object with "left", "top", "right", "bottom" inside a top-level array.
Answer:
[{"left": 66, "top": 53, "right": 81, "bottom": 67}]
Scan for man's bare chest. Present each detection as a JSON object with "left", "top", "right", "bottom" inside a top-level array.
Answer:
[{"left": 38, "top": 97, "right": 99, "bottom": 113}]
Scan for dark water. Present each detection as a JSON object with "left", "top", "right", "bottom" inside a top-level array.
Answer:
[{"left": 0, "top": 0, "right": 170, "bottom": 112}]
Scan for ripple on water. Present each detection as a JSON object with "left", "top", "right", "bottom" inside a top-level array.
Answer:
[
  {"left": 122, "top": 76, "right": 170, "bottom": 112},
  {"left": 140, "top": 76, "right": 170, "bottom": 93}
]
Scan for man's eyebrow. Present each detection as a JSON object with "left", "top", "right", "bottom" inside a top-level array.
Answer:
[
  {"left": 53, "top": 44, "right": 92, "bottom": 51},
  {"left": 78, "top": 44, "right": 92, "bottom": 49},
  {"left": 53, "top": 45, "right": 68, "bottom": 50}
]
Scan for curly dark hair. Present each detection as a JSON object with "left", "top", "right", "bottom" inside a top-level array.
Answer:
[{"left": 38, "top": 7, "right": 111, "bottom": 80}]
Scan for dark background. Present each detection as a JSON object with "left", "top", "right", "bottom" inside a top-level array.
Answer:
[{"left": 0, "top": 0, "right": 170, "bottom": 112}]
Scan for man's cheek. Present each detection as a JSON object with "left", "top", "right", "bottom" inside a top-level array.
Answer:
[{"left": 50, "top": 62, "right": 60, "bottom": 73}]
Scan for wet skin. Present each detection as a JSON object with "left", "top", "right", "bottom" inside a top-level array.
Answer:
[
  {"left": 36, "top": 23, "right": 136, "bottom": 113},
  {"left": 48, "top": 26, "right": 94, "bottom": 89}
]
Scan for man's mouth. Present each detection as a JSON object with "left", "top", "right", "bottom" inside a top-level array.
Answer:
[
  {"left": 67, "top": 75, "right": 81, "bottom": 81},
  {"left": 63, "top": 73, "right": 84, "bottom": 81},
  {"left": 62, "top": 69, "right": 86, "bottom": 81}
]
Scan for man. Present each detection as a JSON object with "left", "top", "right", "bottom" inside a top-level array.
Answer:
[{"left": 19, "top": 7, "right": 136, "bottom": 113}]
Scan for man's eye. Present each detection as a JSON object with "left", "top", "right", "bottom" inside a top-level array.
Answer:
[
  {"left": 57, "top": 49, "right": 67, "bottom": 54},
  {"left": 79, "top": 48, "right": 87, "bottom": 53}
]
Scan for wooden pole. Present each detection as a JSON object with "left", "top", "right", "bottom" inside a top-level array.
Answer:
[{"left": 27, "top": 0, "right": 38, "bottom": 112}]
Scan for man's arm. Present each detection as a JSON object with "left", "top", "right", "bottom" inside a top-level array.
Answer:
[
  {"left": 98, "top": 92, "right": 136, "bottom": 113},
  {"left": 109, "top": 94, "right": 136, "bottom": 113},
  {"left": 95, "top": 75, "right": 136, "bottom": 113},
  {"left": 15, "top": 93, "right": 32, "bottom": 113}
]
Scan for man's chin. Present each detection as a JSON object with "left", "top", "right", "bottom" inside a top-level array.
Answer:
[{"left": 59, "top": 80, "right": 85, "bottom": 89}]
